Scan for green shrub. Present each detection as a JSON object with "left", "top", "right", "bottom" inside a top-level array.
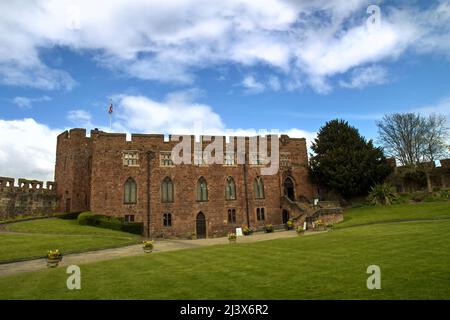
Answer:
[
  {"left": 77, "top": 211, "right": 92, "bottom": 225},
  {"left": 412, "top": 193, "right": 425, "bottom": 202},
  {"left": 367, "top": 183, "right": 396, "bottom": 205},
  {"left": 242, "top": 226, "right": 254, "bottom": 236},
  {"left": 121, "top": 222, "right": 144, "bottom": 234},
  {"left": 77, "top": 211, "right": 143, "bottom": 235},
  {"left": 439, "top": 190, "right": 450, "bottom": 200},
  {"left": 56, "top": 212, "right": 82, "bottom": 220}
]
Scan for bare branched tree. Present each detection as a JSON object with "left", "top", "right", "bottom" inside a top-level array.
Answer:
[{"left": 377, "top": 113, "right": 449, "bottom": 192}]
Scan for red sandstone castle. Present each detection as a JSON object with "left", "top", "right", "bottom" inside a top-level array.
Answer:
[{"left": 55, "top": 128, "right": 315, "bottom": 238}]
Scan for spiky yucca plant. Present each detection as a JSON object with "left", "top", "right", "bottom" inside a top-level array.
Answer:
[{"left": 368, "top": 183, "right": 396, "bottom": 205}]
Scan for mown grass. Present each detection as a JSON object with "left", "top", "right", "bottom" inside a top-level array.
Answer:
[
  {"left": 0, "top": 219, "right": 140, "bottom": 263},
  {"left": 334, "top": 201, "right": 450, "bottom": 229},
  {"left": 5, "top": 218, "right": 135, "bottom": 237},
  {"left": 1, "top": 219, "right": 449, "bottom": 299}
]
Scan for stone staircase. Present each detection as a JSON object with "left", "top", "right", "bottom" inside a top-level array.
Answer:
[{"left": 281, "top": 196, "right": 343, "bottom": 229}]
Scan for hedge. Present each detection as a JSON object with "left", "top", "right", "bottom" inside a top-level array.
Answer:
[
  {"left": 56, "top": 212, "right": 82, "bottom": 220},
  {"left": 77, "top": 211, "right": 143, "bottom": 235}
]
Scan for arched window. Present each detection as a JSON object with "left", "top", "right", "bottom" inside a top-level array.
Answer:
[
  {"left": 225, "top": 176, "right": 236, "bottom": 200},
  {"left": 197, "top": 177, "right": 208, "bottom": 201},
  {"left": 254, "top": 177, "right": 265, "bottom": 199},
  {"left": 161, "top": 177, "right": 174, "bottom": 203},
  {"left": 124, "top": 178, "right": 137, "bottom": 204}
]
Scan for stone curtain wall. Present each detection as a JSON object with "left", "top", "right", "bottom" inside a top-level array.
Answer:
[
  {"left": 0, "top": 177, "right": 58, "bottom": 220},
  {"left": 387, "top": 158, "right": 450, "bottom": 192}
]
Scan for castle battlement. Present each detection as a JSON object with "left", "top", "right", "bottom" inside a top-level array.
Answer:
[
  {"left": 0, "top": 177, "right": 56, "bottom": 191},
  {"left": 57, "top": 128, "right": 306, "bottom": 146}
]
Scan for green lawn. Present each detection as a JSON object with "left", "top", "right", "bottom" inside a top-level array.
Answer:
[
  {"left": 0, "top": 219, "right": 140, "bottom": 263},
  {"left": 334, "top": 201, "right": 450, "bottom": 229},
  {"left": 1, "top": 212, "right": 449, "bottom": 299}
]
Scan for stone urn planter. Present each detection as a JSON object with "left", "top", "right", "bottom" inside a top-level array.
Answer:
[
  {"left": 46, "top": 250, "right": 62, "bottom": 268},
  {"left": 142, "top": 240, "right": 154, "bottom": 253},
  {"left": 285, "top": 220, "right": 294, "bottom": 230},
  {"left": 296, "top": 226, "right": 305, "bottom": 235}
]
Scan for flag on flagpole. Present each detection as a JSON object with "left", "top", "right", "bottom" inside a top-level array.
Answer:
[{"left": 108, "top": 101, "right": 113, "bottom": 132}]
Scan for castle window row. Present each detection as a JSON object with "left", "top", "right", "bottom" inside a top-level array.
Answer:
[
  {"left": 123, "top": 151, "right": 139, "bottom": 166},
  {"left": 158, "top": 207, "right": 264, "bottom": 229},
  {"left": 122, "top": 151, "right": 291, "bottom": 167},
  {"left": 122, "top": 176, "right": 265, "bottom": 204}
]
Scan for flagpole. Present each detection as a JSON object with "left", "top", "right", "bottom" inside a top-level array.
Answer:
[{"left": 108, "top": 99, "right": 113, "bottom": 132}]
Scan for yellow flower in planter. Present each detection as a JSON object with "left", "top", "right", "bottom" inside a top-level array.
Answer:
[
  {"left": 47, "top": 249, "right": 62, "bottom": 260},
  {"left": 142, "top": 240, "right": 154, "bottom": 253},
  {"left": 228, "top": 232, "right": 237, "bottom": 243},
  {"left": 46, "top": 249, "right": 62, "bottom": 268}
]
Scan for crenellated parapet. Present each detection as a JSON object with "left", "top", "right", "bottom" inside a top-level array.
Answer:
[
  {"left": 0, "top": 177, "right": 56, "bottom": 193},
  {"left": 0, "top": 177, "right": 58, "bottom": 219}
]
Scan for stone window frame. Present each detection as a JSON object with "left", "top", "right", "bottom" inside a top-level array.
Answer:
[
  {"left": 161, "top": 176, "right": 174, "bottom": 203},
  {"left": 160, "top": 151, "right": 174, "bottom": 167},
  {"left": 256, "top": 207, "right": 265, "bottom": 221},
  {"left": 249, "top": 152, "right": 266, "bottom": 166},
  {"left": 163, "top": 213, "right": 172, "bottom": 227},
  {"left": 193, "top": 150, "right": 209, "bottom": 166},
  {"left": 224, "top": 151, "right": 236, "bottom": 166},
  {"left": 123, "top": 177, "right": 137, "bottom": 204},
  {"left": 225, "top": 176, "right": 237, "bottom": 200},
  {"left": 196, "top": 177, "right": 208, "bottom": 202},
  {"left": 254, "top": 176, "right": 265, "bottom": 199},
  {"left": 122, "top": 150, "right": 140, "bottom": 167},
  {"left": 227, "top": 208, "right": 237, "bottom": 224},
  {"left": 280, "top": 152, "right": 292, "bottom": 167},
  {"left": 124, "top": 214, "right": 135, "bottom": 222}
]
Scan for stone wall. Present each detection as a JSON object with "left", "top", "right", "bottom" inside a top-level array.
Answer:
[
  {"left": 0, "top": 177, "right": 58, "bottom": 220},
  {"left": 55, "top": 128, "right": 316, "bottom": 238},
  {"left": 387, "top": 158, "right": 450, "bottom": 192}
]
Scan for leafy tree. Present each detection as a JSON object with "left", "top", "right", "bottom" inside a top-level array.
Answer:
[{"left": 310, "top": 119, "right": 392, "bottom": 200}]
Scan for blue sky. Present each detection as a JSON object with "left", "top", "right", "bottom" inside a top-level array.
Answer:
[{"left": 1, "top": 0, "right": 450, "bottom": 181}]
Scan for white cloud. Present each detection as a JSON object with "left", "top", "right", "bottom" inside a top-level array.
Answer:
[
  {"left": 67, "top": 109, "right": 93, "bottom": 128},
  {"left": 241, "top": 75, "right": 266, "bottom": 94},
  {"left": 1, "top": 0, "right": 449, "bottom": 93},
  {"left": 112, "top": 91, "right": 225, "bottom": 135},
  {"left": 412, "top": 97, "right": 450, "bottom": 119},
  {"left": 339, "top": 65, "right": 388, "bottom": 89},
  {"left": 109, "top": 92, "right": 317, "bottom": 144},
  {"left": 0, "top": 118, "right": 60, "bottom": 182},
  {"left": 11, "top": 95, "right": 52, "bottom": 108}
]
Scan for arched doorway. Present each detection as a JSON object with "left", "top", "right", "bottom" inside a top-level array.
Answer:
[
  {"left": 284, "top": 177, "right": 295, "bottom": 201},
  {"left": 196, "top": 212, "right": 206, "bottom": 239},
  {"left": 282, "top": 209, "right": 290, "bottom": 224}
]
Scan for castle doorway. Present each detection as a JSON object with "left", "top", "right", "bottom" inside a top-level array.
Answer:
[
  {"left": 284, "top": 177, "right": 295, "bottom": 201},
  {"left": 196, "top": 212, "right": 206, "bottom": 239},
  {"left": 282, "top": 209, "right": 290, "bottom": 224}
]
